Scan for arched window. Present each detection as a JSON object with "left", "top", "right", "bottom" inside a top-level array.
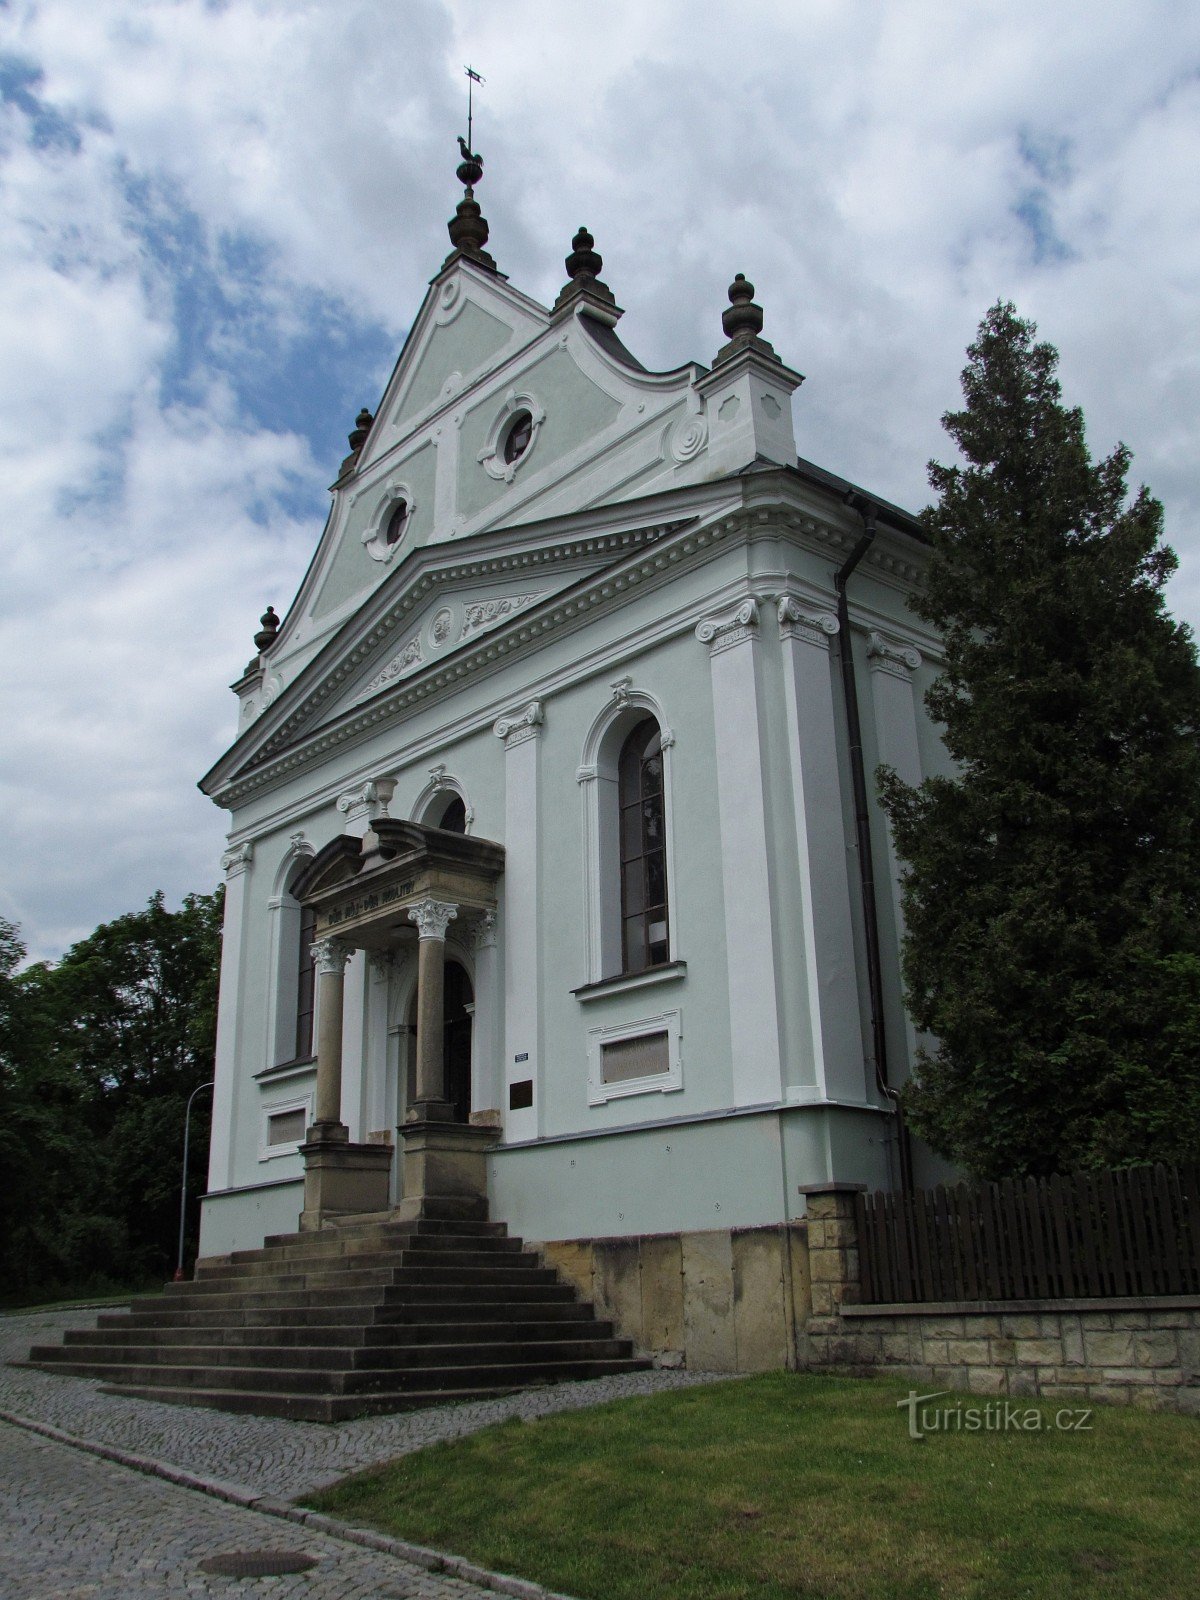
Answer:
[
  {"left": 431, "top": 793, "right": 467, "bottom": 834},
  {"left": 618, "top": 718, "right": 670, "bottom": 972},
  {"left": 294, "top": 901, "right": 317, "bottom": 1060}
]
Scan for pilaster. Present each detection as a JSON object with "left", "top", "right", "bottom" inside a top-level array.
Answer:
[
  {"left": 494, "top": 700, "right": 544, "bottom": 1139},
  {"left": 695, "top": 598, "right": 784, "bottom": 1105},
  {"left": 777, "top": 598, "right": 870, "bottom": 1103},
  {"left": 207, "top": 841, "right": 253, "bottom": 1191}
]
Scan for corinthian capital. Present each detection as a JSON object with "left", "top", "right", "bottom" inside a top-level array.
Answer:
[
  {"left": 310, "top": 936, "right": 353, "bottom": 976},
  {"left": 407, "top": 898, "right": 459, "bottom": 942}
]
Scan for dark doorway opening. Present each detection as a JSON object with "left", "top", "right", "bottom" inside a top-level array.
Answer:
[{"left": 406, "top": 959, "right": 473, "bottom": 1123}]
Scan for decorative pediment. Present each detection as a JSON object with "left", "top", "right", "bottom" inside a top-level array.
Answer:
[{"left": 292, "top": 819, "right": 505, "bottom": 951}]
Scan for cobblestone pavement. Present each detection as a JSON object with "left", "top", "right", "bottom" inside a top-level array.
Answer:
[
  {"left": 2, "top": 1306, "right": 725, "bottom": 1498},
  {"left": 2, "top": 1419, "right": 494, "bottom": 1600}
]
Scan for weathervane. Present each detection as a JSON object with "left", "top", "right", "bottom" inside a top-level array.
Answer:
[{"left": 456, "top": 64, "right": 485, "bottom": 192}]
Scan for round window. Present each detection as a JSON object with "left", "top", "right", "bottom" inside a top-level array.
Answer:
[
  {"left": 385, "top": 500, "right": 409, "bottom": 546},
  {"left": 503, "top": 411, "right": 533, "bottom": 465}
]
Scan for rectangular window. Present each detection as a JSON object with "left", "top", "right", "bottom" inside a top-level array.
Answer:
[
  {"left": 267, "top": 1107, "right": 308, "bottom": 1146},
  {"left": 587, "top": 1008, "right": 682, "bottom": 1106},
  {"left": 601, "top": 1031, "right": 669, "bottom": 1084}
]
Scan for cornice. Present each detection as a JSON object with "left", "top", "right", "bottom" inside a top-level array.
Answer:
[{"left": 207, "top": 489, "right": 931, "bottom": 811}]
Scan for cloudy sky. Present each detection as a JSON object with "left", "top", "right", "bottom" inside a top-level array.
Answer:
[{"left": 1, "top": 0, "right": 1198, "bottom": 963}]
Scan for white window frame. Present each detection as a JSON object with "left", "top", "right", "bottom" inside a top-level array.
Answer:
[
  {"left": 259, "top": 1092, "right": 314, "bottom": 1162},
  {"left": 586, "top": 1007, "right": 683, "bottom": 1106},
  {"left": 576, "top": 682, "right": 679, "bottom": 986}
]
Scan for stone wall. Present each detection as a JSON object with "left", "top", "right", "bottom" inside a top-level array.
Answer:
[
  {"left": 538, "top": 1223, "right": 811, "bottom": 1372},
  {"left": 811, "top": 1300, "right": 1200, "bottom": 1412},
  {"left": 800, "top": 1180, "right": 1200, "bottom": 1413}
]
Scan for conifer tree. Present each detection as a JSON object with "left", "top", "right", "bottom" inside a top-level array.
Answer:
[{"left": 879, "top": 302, "right": 1200, "bottom": 1178}]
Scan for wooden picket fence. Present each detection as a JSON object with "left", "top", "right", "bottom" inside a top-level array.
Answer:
[{"left": 855, "top": 1163, "right": 1200, "bottom": 1304}]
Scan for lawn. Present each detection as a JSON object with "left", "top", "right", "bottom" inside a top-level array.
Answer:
[{"left": 304, "top": 1373, "right": 1200, "bottom": 1600}]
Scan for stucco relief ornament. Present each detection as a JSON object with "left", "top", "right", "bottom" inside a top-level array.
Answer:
[
  {"left": 461, "top": 593, "right": 546, "bottom": 636},
  {"left": 361, "top": 634, "right": 422, "bottom": 698},
  {"left": 670, "top": 413, "right": 708, "bottom": 464},
  {"left": 777, "top": 596, "right": 840, "bottom": 648},
  {"left": 220, "top": 841, "right": 253, "bottom": 878},
  {"left": 408, "top": 899, "right": 459, "bottom": 942},
  {"left": 493, "top": 699, "right": 545, "bottom": 748},
  {"left": 695, "top": 596, "right": 760, "bottom": 656},
  {"left": 429, "top": 608, "right": 454, "bottom": 646},
  {"left": 470, "top": 908, "right": 498, "bottom": 950},
  {"left": 867, "top": 631, "right": 923, "bottom": 679}
]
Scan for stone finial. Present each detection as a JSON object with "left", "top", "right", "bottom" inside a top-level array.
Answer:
[
  {"left": 254, "top": 606, "right": 279, "bottom": 653},
  {"left": 552, "top": 224, "right": 618, "bottom": 318},
  {"left": 714, "top": 272, "right": 779, "bottom": 366},
  {"left": 445, "top": 136, "right": 497, "bottom": 271},
  {"left": 348, "top": 408, "right": 373, "bottom": 453}
]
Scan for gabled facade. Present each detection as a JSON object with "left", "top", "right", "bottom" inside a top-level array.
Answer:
[{"left": 199, "top": 166, "right": 949, "bottom": 1269}]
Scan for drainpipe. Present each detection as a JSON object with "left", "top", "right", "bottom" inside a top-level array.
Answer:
[{"left": 835, "top": 499, "right": 914, "bottom": 1193}]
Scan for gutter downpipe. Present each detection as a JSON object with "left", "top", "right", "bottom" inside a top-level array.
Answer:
[{"left": 835, "top": 499, "right": 914, "bottom": 1193}]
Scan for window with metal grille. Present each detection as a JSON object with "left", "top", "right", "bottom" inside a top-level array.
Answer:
[{"left": 618, "top": 718, "right": 669, "bottom": 972}]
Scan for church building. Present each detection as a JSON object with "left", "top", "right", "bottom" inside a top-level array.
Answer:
[{"left": 198, "top": 145, "right": 949, "bottom": 1316}]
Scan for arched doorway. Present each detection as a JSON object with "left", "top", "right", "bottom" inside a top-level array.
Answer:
[{"left": 405, "top": 958, "right": 474, "bottom": 1123}]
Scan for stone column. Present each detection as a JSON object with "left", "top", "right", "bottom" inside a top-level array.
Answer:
[
  {"left": 311, "top": 936, "right": 352, "bottom": 1137},
  {"left": 407, "top": 898, "right": 458, "bottom": 1118},
  {"left": 695, "top": 598, "right": 783, "bottom": 1105},
  {"left": 299, "top": 934, "right": 392, "bottom": 1231}
]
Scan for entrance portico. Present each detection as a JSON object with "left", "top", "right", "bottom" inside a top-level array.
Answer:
[{"left": 291, "top": 818, "right": 505, "bottom": 1229}]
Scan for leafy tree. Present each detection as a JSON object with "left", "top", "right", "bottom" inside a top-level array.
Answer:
[
  {"left": 0, "top": 889, "right": 223, "bottom": 1300},
  {"left": 879, "top": 302, "right": 1200, "bottom": 1179}
]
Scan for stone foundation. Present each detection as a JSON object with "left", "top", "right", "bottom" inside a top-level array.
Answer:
[
  {"left": 538, "top": 1223, "right": 811, "bottom": 1372},
  {"left": 538, "top": 1189, "right": 1200, "bottom": 1411}
]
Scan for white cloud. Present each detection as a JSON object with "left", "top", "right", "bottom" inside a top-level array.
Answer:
[{"left": 1, "top": 0, "right": 1198, "bottom": 958}]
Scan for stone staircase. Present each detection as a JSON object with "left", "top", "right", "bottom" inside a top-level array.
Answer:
[{"left": 24, "top": 1210, "right": 650, "bottom": 1421}]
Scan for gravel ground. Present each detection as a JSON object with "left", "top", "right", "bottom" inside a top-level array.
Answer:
[{"left": 2, "top": 1304, "right": 727, "bottom": 1499}]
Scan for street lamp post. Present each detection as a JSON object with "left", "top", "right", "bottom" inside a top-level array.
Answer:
[{"left": 174, "top": 1079, "right": 214, "bottom": 1282}]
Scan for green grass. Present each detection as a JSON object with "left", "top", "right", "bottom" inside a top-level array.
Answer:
[{"left": 304, "top": 1373, "right": 1200, "bottom": 1600}]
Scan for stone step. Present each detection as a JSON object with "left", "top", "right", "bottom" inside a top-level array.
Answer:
[
  {"left": 98, "top": 1295, "right": 588, "bottom": 1335},
  {"left": 193, "top": 1242, "right": 530, "bottom": 1282},
  {"left": 67, "top": 1317, "right": 614, "bottom": 1350},
  {"left": 97, "top": 1384, "right": 519, "bottom": 1423},
  {"left": 168, "top": 1260, "right": 553, "bottom": 1297},
  {"left": 115, "top": 1279, "right": 577, "bottom": 1317},
  {"left": 218, "top": 1231, "right": 526, "bottom": 1270},
  {"left": 33, "top": 1353, "right": 650, "bottom": 1396},
  {"left": 35, "top": 1336, "right": 633, "bottom": 1373}
]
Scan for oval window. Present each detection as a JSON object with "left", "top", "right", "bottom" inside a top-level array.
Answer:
[
  {"left": 385, "top": 500, "right": 409, "bottom": 546},
  {"left": 503, "top": 411, "right": 533, "bottom": 465}
]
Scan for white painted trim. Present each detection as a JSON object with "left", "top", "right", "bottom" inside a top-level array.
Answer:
[
  {"left": 586, "top": 1008, "right": 683, "bottom": 1106},
  {"left": 577, "top": 680, "right": 679, "bottom": 984},
  {"left": 258, "top": 1091, "right": 314, "bottom": 1162}
]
